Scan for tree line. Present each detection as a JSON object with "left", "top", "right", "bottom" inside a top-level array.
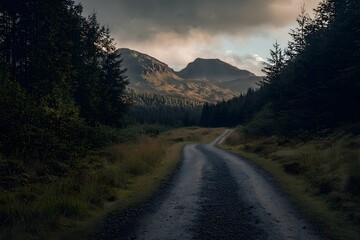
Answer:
[
  {"left": 200, "top": 0, "right": 360, "bottom": 135},
  {"left": 127, "top": 90, "right": 202, "bottom": 127},
  {"left": 0, "top": 0, "right": 129, "bottom": 160}
]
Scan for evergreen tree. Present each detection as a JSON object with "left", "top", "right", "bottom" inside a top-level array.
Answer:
[
  {"left": 98, "top": 27, "right": 129, "bottom": 126},
  {"left": 200, "top": 0, "right": 360, "bottom": 132},
  {"left": 286, "top": 5, "right": 312, "bottom": 59},
  {"left": 260, "top": 41, "right": 285, "bottom": 86}
]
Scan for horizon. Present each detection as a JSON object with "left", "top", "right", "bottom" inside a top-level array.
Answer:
[{"left": 119, "top": 47, "right": 264, "bottom": 75}]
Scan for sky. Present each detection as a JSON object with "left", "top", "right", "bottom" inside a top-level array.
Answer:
[{"left": 75, "top": 0, "right": 322, "bottom": 75}]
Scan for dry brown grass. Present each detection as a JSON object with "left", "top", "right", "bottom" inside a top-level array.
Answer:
[
  {"left": 0, "top": 127, "right": 223, "bottom": 240},
  {"left": 164, "top": 126, "right": 225, "bottom": 144},
  {"left": 107, "top": 135, "right": 164, "bottom": 176},
  {"left": 220, "top": 127, "right": 360, "bottom": 240}
]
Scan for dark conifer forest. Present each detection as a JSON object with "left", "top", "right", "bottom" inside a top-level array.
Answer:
[
  {"left": 0, "top": 0, "right": 130, "bottom": 160},
  {"left": 200, "top": 0, "right": 360, "bottom": 135},
  {"left": 128, "top": 90, "right": 202, "bottom": 126}
]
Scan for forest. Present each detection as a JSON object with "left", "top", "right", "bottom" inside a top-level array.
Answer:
[
  {"left": 127, "top": 90, "right": 202, "bottom": 126},
  {"left": 0, "top": 0, "right": 130, "bottom": 161},
  {"left": 200, "top": 0, "right": 360, "bottom": 135}
]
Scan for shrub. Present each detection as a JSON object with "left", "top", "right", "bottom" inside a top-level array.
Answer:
[
  {"left": 224, "top": 128, "right": 244, "bottom": 146},
  {"left": 0, "top": 79, "right": 91, "bottom": 161},
  {"left": 244, "top": 106, "right": 276, "bottom": 136},
  {"left": 86, "top": 125, "right": 123, "bottom": 148}
]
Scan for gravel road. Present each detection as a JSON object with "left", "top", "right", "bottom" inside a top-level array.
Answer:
[{"left": 98, "top": 130, "right": 323, "bottom": 240}]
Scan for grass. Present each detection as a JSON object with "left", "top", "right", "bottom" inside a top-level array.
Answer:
[
  {"left": 0, "top": 126, "right": 224, "bottom": 240},
  {"left": 162, "top": 126, "right": 224, "bottom": 143},
  {"left": 220, "top": 127, "right": 360, "bottom": 240}
]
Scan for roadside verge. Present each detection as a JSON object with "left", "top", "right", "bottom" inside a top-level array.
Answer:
[{"left": 219, "top": 127, "right": 360, "bottom": 240}]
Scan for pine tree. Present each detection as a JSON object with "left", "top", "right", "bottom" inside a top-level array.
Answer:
[
  {"left": 98, "top": 27, "right": 129, "bottom": 126},
  {"left": 312, "top": 0, "right": 335, "bottom": 30},
  {"left": 260, "top": 41, "right": 285, "bottom": 86},
  {"left": 286, "top": 5, "right": 312, "bottom": 59}
]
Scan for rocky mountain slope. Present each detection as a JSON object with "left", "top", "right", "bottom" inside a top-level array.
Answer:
[
  {"left": 177, "top": 58, "right": 262, "bottom": 92},
  {"left": 177, "top": 58, "right": 254, "bottom": 81},
  {"left": 117, "top": 48, "right": 261, "bottom": 102}
]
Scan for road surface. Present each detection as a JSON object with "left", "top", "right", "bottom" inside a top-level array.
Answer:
[{"left": 98, "top": 130, "right": 323, "bottom": 240}]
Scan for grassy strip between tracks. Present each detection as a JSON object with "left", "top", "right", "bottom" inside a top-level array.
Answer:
[
  {"left": 220, "top": 126, "right": 360, "bottom": 240},
  {"left": 0, "top": 127, "right": 225, "bottom": 240}
]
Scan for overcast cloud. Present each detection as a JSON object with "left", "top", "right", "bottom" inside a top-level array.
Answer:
[{"left": 76, "top": 0, "right": 321, "bottom": 75}]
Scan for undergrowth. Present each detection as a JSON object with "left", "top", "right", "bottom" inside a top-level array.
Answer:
[
  {"left": 0, "top": 126, "right": 221, "bottom": 239},
  {"left": 0, "top": 133, "right": 165, "bottom": 240},
  {"left": 222, "top": 126, "right": 360, "bottom": 239}
]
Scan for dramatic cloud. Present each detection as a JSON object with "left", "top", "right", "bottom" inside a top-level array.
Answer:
[
  {"left": 79, "top": 0, "right": 320, "bottom": 41},
  {"left": 224, "top": 51, "right": 265, "bottom": 75},
  {"left": 76, "top": 0, "right": 321, "bottom": 74}
]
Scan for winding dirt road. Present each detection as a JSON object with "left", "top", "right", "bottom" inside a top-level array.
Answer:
[{"left": 99, "top": 130, "right": 323, "bottom": 240}]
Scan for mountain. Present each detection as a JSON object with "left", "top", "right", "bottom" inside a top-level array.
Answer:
[
  {"left": 177, "top": 58, "right": 254, "bottom": 82},
  {"left": 117, "top": 48, "right": 237, "bottom": 102},
  {"left": 177, "top": 58, "right": 262, "bottom": 92},
  {"left": 117, "top": 48, "right": 261, "bottom": 102},
  {"left": 117, "top": 48, "right": 181, "bottom": 91}
]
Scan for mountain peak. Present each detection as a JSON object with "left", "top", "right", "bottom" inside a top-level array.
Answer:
[
  {"left": 117, "top": 48, "right": 260, "bottom": 102},
  {"left": 117, "top": 48, "right": 177, "bottom": 81},
  {"left": 177, "top": 57, "right": 255, "bottom": 82},
  {"left": 117, "top": 48, "right": 171, "bottom": 68},
  {"left": 194, "top": 57, "right": 221, "bottom": 61}
]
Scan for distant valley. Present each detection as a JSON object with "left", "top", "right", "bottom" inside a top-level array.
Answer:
[{"left": 117, "top": 48, "right": 262, "bottom": 103}]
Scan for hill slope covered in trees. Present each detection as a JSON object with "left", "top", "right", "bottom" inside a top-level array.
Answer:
[
  {"left": 127, "top": 90, "right": 202, "bottom": 126},
  {"left": 201, "top": 0, "right": 360, "bottom": 135}
]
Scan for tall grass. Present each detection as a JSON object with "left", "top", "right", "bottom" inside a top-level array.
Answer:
[
  {"left": 0, "top": 183, "right": 87, "bottom": 239},
  {"left": 229, "top": 129, "right": 360, "bottom": 196},
  {"left": 221, "top": 127, "right": 360, "bottom": 239},
  {"left": 108, "top": 135, "right": 164, "bottom": 175},
  {"left": 0, "top": 127, "right": 221, "bottom": 239},
  {"left": 0, "top": 134, "right": 166, "bottom": 239},
  {"left": 224, "top": 128, "right": 246, "bottom": 146}
]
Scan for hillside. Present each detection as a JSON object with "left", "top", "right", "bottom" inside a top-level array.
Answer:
[
  {"left": 177, "top": 58, "right": 262, "bottom": 92},
  {"left": 117, "top": 48, "right": 262, "bottom": 102},
  {"left": 117, "top": 48, "right": 182, "bottom": 90},
  {"left": 177, "top": 58, "right": 254, "bottom": 81},
  {"left": 127, "top": 89, "right": 202, "bottom": 126}
]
